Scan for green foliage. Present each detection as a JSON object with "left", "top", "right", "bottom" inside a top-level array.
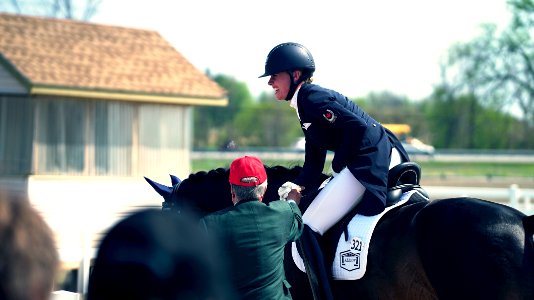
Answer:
[
  {"left": 443, "top": 1, "right": 534, "bottom": 125},
  {"left": 363, "top": 91, "right": 413, "bottom": 124},
  {"left": 193, "top": 74, "right": 254, "bottom": 148},
  {"left": 194, "top": 2, "right": 534, "bottom": 152},
  {"left": 194, "top": 72, "right": 533, "bottom": 150},
  {"left": 425, "top": 0, "right": 534, "bottom": 149},
  {"left": 233, "top": 101, "right": 301, "bottom": 147},
  {"left": 194, "top": 74, "right": 302, "bottom": 148},
  {"left": 416, "top": 160, "right": 534, "bottom": 178},
  {"left": 191, "top": 157, "right": 534, "bottom": 178},
  {"left": 425, "top": 86, "right": 530, "bottom": 149},
  {"left": 360, "top": 91, "right": 432, "bottom": 144}
]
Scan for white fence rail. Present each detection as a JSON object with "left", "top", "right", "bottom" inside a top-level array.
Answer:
[{"left": 425, "top": 184, "right": 534, "bottom": 215}]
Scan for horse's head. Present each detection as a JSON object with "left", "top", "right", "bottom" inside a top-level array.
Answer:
[
  {"left": 144, "top": 174, "right": 182, "bottom": 209},
  {"left": 144, "top": 168, "right": 231, "bottom": 217},
  {"left": 145, "top": 165, "right": 329, "bottom": 217}
]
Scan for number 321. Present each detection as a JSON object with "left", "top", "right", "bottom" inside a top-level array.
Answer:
[{"left": 350, "top": 238, "right": 363, "bottom": 251}]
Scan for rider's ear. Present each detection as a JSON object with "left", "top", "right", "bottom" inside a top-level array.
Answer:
[
  {"left": 293, "top": 70, "right": 302, "bottom": 81},
  {"left": 230, "top": 186, "right": 236, "bottom": 202}
]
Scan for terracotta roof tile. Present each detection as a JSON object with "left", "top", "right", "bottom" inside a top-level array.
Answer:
[{"left": 0, "top": 13, "right": 226, "bottom": 100}]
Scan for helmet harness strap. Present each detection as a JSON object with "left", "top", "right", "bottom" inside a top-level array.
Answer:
[{"left": 285, "top": 71, "right": 300, "bottom": 101}]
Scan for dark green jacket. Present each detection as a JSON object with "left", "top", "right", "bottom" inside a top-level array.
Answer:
[{"left": 200, "top": 199, "right": 303, "bottom": 299}]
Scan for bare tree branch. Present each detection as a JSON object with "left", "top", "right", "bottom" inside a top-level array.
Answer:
[{"left": 3, "top": 0, "right": 101, "bottom": 21}]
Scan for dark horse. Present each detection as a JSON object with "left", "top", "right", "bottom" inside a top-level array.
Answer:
[{"left": 146, "top": 164, "right": 534, "bottom": 299}]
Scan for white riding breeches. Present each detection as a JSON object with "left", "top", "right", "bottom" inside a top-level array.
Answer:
[
  {"left": 302, "top": 147, "right": 403, "bottom": 235},
  {"left": 389, "top": 146, "right": 402, "bottom": 169}
]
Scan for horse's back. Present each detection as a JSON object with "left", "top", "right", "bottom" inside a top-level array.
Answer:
[{"left": 415, "top": 197, "right": 534, "bottom": 299}]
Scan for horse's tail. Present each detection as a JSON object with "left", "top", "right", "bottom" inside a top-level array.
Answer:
[{"left": 523, "top": 215, "right": 534, "bottom": 235}]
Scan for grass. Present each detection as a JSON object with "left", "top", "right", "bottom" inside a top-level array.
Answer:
[
  {"left": 192, "top": 158, "right": 534, "bottom": 178},
  {"left": 416, "top": 161, "right": 534, "bottom": 178}
]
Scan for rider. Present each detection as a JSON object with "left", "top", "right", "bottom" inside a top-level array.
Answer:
[{"left": 259, "top": 42, "right": 410, "bottom": 300}]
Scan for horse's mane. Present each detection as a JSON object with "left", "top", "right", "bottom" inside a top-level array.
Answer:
[
  {"left": 185, "top": 167, "right": 229, "bottom": 183},
  {"left": 173, "top": 164, "right": 327, "bottom": 217}
]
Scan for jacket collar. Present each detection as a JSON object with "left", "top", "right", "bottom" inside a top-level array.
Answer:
[{"left": 289, "top": 84, "right": 303, "bottom": 120}]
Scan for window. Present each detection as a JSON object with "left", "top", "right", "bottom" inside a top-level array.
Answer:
[
  {"left": 0, "top": 96, "right": 33, "bottom": 175},
  {"left": 30, "top": 96, "right": 189, "bottom": 176}
]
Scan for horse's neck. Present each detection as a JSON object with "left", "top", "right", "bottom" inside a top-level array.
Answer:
[{"left": 181, "top": 165, "right": 322, "bottom": 216}]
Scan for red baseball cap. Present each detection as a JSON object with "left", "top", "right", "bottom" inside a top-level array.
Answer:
[{"left": 229, "top": 156, "right": 267, "bottom": 186}]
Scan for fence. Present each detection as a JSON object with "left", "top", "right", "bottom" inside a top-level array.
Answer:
[{"left": 425, "top": 184, "right": 534, "bottom": 215}]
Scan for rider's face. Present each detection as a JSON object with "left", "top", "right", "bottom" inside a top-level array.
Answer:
[{"left": 268, "top": 72, "right": 291, "bottom": 101}]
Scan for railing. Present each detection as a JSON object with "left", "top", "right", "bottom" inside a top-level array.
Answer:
[
  {"left": 425, "top": 184, "right": 534, "bottom": 215},
  {"left": 191, "top": 149, "right": 534, "bottom": 163}
]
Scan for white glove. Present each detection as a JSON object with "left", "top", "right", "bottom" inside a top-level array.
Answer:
[{"left": 278, "top": 181, "right": 301, "bottom": 200}]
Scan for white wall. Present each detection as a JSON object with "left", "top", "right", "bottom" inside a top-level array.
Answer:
[
  {"left": 0, "top": 64, "right": 26, "bottom": 94},
  {"left": 26, "top": 176, "right": 162, "bottom": 265}
]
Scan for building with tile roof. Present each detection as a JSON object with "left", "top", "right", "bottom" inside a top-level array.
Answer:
[
  {"left": 0, "top": 12, "right": 227, "bottom": 103},
  {"left": 0, "top": 13, "right": 227, "bottom": 286}
]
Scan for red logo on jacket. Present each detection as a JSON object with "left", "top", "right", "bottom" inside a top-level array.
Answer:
[{"left": 323, "top": 109, "right": 336, "bottom": 123}]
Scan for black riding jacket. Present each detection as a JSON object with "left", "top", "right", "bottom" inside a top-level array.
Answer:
[{"left": 292, "top": 83, "right": 409, "bottom": 216}]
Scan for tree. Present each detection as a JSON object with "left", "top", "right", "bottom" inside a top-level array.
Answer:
[
  {"left": 442, "top": 0, "right": 534, "bottom": 125},
  {"left": 0, "top": 0, "right": 101, "bottom": 20},
  {"left": 233, "top": 100, "right": 301, "bottom": 148},
  {"left": 357, "top": 91, "right": 432, "bottom": 144},
  {"left": 425, "top": 86, "right": 531, "bottom": 149},
  {"left": 193, "top": 73, "right": 254, "bottom": 148}
]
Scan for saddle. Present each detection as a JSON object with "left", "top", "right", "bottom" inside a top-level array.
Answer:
[
  {"left": 386, "top": 161, "right": 429, "bottom": 206},
  {"left": 307, "top": 162, "right": 429, "bottom": 277}
]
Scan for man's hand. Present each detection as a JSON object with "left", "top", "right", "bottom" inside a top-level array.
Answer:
[
  {"left": 278, "top": 181, "right": 304, "bottom": 205},
  {"left": 278, "top": 181, "right": 298, "bottom": 199},
  {"left": 286, "top": 188, "right": 303, "bottom": 205}
]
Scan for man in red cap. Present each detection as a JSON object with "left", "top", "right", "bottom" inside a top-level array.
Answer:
[{"left": 200, "top": 156, "right": 304, "bottom": 299}]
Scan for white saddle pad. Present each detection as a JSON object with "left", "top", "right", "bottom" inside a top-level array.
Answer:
[{"left": 292, "top": 189, "right": 417, "bottom": 280}]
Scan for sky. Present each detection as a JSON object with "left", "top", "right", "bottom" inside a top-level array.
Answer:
[{"left": 92, "top": 0, "right": 512, "bottom": 101}]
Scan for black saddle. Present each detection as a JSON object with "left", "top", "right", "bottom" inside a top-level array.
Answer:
[{"left": 386, "top": 162, "right": 429, "bottom": 206}]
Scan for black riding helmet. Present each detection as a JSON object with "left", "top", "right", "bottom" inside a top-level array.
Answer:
[
  {"left": 259, "top": 42, "right": 315, "bottom": 100},
  {"left": 259, "top": 42, "right": 315, "bottom": 78}
]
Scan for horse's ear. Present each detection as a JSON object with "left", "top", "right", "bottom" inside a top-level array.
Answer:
[
  {"left": 144, "top": 176, "right": 173, "bottom": 199},
  {"left": 170, "top": 174, "right": 181, "bottom": 186}
]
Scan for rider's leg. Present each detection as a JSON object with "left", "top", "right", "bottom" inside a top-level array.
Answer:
[
  {"left": 304, "top": 147, "right": 402, "bottom": 234},
  {"left": 389, "top": 147, "right": 402, "bottom": 169},
  {"left": 303, "top": 168, "right": 365, "bottom": 234},
  {"left": 297, "top": 147, "right": 403, "bottom": 300}
]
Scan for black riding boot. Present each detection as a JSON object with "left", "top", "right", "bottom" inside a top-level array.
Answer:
[{"left": 297, "top": 225, "right": 334, "bottom": 300}]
